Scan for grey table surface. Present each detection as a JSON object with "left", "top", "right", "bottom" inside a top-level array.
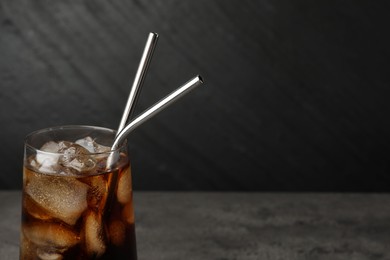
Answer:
[{"left": 1, "top": 191, "right": 390, "bottom": 260}]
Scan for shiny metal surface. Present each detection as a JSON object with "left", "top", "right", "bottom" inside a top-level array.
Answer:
[
  {"left": 107, "top": 75, "right": 203, "bottom": 168},
  {"left": 117, "top": 32, "right": 159, "bottom": 135},
  {"left": 113, "top": 75, "right": 203, "bottom": 150}
]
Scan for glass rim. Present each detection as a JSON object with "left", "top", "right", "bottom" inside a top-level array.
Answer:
[{"left": 24, "top": 125, "right": 127, "bottom": 155}]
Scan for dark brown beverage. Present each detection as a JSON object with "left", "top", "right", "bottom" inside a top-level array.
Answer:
[{"left": 21, "top": 126, "right": 137, "bottom": 259}]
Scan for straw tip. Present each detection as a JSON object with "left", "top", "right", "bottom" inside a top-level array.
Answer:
[
  {"left": 150, "top": 32, "right": 159, "bottom": 38},
  {"left": 196, "top": 75, "right": 204, "bottom": 84}
]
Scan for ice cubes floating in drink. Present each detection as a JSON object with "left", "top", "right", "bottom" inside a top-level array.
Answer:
[
  {"left": 21, "top": 137, "right": 137, "bottom": 259},
  {"left": 26, "top": 175, "right": 89, "bottom": 225},
  {"left": 34, "top": 137, "right": 110, "bottom": 175}
]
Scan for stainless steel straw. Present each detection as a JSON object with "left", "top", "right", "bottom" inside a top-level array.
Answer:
[
  {"left": 107, "top": 75, "right": 203, "bottom": 168},
  {"left": 117, "top": 32, "right": 159, "bottom": 135}
]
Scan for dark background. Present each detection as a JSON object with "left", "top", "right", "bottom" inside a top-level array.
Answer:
[{"left": 1, "top": 1, "right": 389, "bottom": 191}]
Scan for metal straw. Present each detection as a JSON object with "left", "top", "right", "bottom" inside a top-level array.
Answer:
[
  {"left": 107, "top": 75, "right": 203, "bottom": 168},
  {"left": 117, "top": 32, "right": 159, "bottom": 135}
]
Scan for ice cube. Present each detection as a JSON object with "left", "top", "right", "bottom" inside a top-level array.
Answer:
[
  {"left": 75, "top": 137, "right": 96, "bottom": 153},
  {"left": 116, "top": 168, "right": 132, "bottom": 204},
  {"left": 58, "top": 141, "right": 96, "bottom": 173},
  {"left": 94, "top": 143, "right": 111, "bottom": 153},
  {"left": 86, "top": 175, "right": 108, "bottom": 210},
  {"left": 75, "top": 137, "right": 111, "bottom": 154},
  {"left": 122, "top": 200, "right": 135, "bottom": 225},
  {"left": 36, "top": 248, "right": 63, "bottom": 260},
  {"left": 29, "top": 159, "right": 39, "bottom": 171},
  {"left": 23, "top": 194, "right": 52, "bottom": 221},
  {"left": 41, "top": 141, "right": 61, "bottom": 153},
  {"left": 35, "top": 141, "right": 61, "bottom": 174},
  {"left": 23, "top": 222, "right": 79, "bottom": 249},
  {"left": 38, "top": 157, "right": 60, "bottom": 174},
  {"left": 84, "top": 211, "right": 106, "bottom": 257},
  {"left": 26, "top": 174, "right": 88, "bottom": 225},
  {"left": 108, "top": 220, "right": 125, "bottom": 246}
]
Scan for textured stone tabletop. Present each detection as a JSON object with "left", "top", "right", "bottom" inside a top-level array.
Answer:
[{"left": 1, "top": 191, "right": 390, "bottom": 259}]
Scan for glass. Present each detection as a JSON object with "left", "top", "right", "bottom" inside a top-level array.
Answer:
[{"left": 20, "top": 125, "right": 137, "bottom": 259}]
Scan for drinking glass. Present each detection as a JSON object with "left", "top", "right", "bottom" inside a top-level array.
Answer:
[{"left": 20, "top": 125, "right": 137, "bottom": 259}]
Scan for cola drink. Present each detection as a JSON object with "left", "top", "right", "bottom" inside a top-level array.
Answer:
[{"left": 20, "top": 126, "right": 137, "bottom": 259}]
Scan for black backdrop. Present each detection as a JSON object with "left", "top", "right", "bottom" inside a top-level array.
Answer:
[{"left": 1, "top": 0, "right": 389, "bottom": 190}]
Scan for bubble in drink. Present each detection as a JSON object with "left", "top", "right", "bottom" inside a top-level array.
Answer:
[{"left": 21, "top": 132, "right": 137, "bottom": 260}]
